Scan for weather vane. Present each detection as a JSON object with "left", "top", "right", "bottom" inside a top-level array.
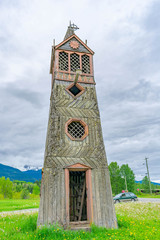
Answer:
[{"left": 69, "top": 21, "right": 79, "bottom": 31}]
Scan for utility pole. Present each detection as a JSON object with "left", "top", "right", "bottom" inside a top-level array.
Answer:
[
  {"left": 125, "top": 176, "right": 128, "bottom": 192},
  {"left": 145, "top": 157, "right": 152, "bottom": 194},
  {"left": 122, "top": 175, "right": 128, "bottom": 192}
]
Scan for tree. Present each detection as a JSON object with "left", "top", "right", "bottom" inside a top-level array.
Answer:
[
  {"left": 120, "top": 164, "right": 135, "bottom": 192},
  {"left": 108, "top": 162, "right": 124, "bottom": 195},
  {"left": 34, "top": 179, "right": 41, "bottom": 188},
  {"left": 0, "top": 177, "right": 13, "bottom": 198},
  {"left": 142, "top": 176, "right": 150, "bottom": 193},
  {"left": 21, "top": 188, "right": 29, "bottom": 199},
  {"left": 33, "top": 185, "right": 40, "bottom": 195}
]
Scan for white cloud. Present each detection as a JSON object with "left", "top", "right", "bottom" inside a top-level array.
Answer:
[{"left": 0, "top": 0, "right": 160, "bottom": 181}]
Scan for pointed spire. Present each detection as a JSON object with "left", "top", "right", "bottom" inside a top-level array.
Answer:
[{"left": 64, "top": 21, "right": 79, "bottom": 40}]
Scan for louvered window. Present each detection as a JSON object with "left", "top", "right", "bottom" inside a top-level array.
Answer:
[
  {"left": 82, "top": 55, "right": 90, "bottom": 74},
  {"left": 70, "top": 53, "right": 80, "bottom": 72},
  {"left": 59, "top": 52, "right": 68, "bottom": 71}
]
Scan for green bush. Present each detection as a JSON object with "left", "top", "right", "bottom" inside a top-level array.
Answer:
[
  {"left": 0, "top": 177, "right": 13, "bottom": 198},
  {"left": 12, "top": 192, "right": 21, "bottom": 199},
  {"left": 0, "top": 193, "right": 4, "bottom": 200},
  {"left": 21, "top": 188, "right": 29, "bottom": 199},
  {"left": 32, "top": 185, "right": 40, "bottom": 195}
]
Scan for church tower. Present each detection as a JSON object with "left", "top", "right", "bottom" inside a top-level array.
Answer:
[{"left": 37, "top": 23, "right": 117, "bottom": 229}]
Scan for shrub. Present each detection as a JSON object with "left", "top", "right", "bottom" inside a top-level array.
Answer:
[
  {"left": 0, "top": 177, "right": 13, "bottom": 199},
  {"left": 12, "top": 192, "right": 21, "bottom": 199},
  {"left": 32, "top": 185, "right": 40, "bottom": 195},
  {"left": 21, "top": 188, "right": 29, "bottom": 199}
]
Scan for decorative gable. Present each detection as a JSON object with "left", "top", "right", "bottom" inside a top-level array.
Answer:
[
  {"left": 65, "top": 163, "right": 92, "bottom": 169},
  {"left": 55, "top": 34, "right": 94, "bottom": 55}
]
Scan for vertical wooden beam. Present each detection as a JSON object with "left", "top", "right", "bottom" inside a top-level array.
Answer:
[
  {"left": 68, "top": 53, "right": 71, "bottom": 72},
  {"left": 90, "top": 54, "right": 93, "bottom": 75},
  {"left": 79, "top": 53, "right": 82, "bottom": 71},
  {"left": 86, "top": 169, "right": 93, "bottom": 223},
  {"left": 65, "top": 169, "right": 69, "bottom": 225},
  {"left": 78, "top": 176, "right": 86, "bottom": 221}
]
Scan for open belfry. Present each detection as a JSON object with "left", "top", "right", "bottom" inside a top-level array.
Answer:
[{"left": 37, "top": 23, "right": 117, "bottom": 229}]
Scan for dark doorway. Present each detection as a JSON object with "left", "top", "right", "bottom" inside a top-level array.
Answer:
[{"left": 69, "top": 171, "right": 87, "bottom": 222}]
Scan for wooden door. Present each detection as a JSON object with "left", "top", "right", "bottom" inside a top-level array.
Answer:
[{"left": 69, "top": 171, "right": 87, "bottom": 222}]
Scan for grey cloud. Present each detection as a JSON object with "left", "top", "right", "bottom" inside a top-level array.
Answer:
[
  {"left": 0, "top": 0, "right": 160, "bottom": 182},
  {"left": 144, "top": 1, "right": 160, "bottom": 31},
  {"left": 7, "top": 85, "right": 43, "bottom": 107}
]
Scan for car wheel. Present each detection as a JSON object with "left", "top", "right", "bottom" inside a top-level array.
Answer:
[
  {"left": 131, "top": 198, "right": 135, "bottom": 202},
  {"left": 116, "top": 200, "right": 120, "bottom": 203}
]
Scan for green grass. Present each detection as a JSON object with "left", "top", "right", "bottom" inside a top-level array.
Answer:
[
  {"left": 0, "top": 199, "right": 40, "bottom": 212},
  {"left": 0, "top": 202, "right": 160, "bottom": 239},
  {"left": 0, "top": 193, "right": 159, "bottom": 213},
  {"left": 137, "top": 193, "right": 160, "bottom": 198}
]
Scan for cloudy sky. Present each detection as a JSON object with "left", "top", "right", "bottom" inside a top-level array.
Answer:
[{"left": 0, "top": 0, "right": 160, "bottom": 182}]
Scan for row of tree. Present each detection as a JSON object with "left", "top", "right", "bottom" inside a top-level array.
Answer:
[
  {"left": 0, "top": 177, "right": 41, "bottom": 199},
  {"left": 108, "top": 162, "right": 160, "bottom": 195},
  {"left": 108, "top": 162, "right": 135, "bottom": 195},
  {"left": 1, "top": 164, "right": 160, "bottom": 199}
]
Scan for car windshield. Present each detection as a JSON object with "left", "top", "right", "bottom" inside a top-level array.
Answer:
[
  {"left": 126, "top": 193, "right": 131, "bottom": 197},
  {"left": 114, "top": 193, "right": 122, "bottom": 198},
  {"left": 129, "top": 193, "right": 135, "bottom": 196}
]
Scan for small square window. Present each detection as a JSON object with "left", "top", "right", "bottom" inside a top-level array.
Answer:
[
  {"left": 66, "top": 83, "right": 85, "bottom": 98},
  {"left": 69, "top": 84, "right": 81, "bottom": 96}
]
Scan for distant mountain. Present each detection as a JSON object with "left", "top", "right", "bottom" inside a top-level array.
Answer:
[
  {"left": 0, "top": 163, "right": 42, "bottom": 182},
  {"left": 135, "top": 180, "right": 160, "bottom": 186},
  {"left": 1, "top": 163, "right": 160, "bottom": 185}
]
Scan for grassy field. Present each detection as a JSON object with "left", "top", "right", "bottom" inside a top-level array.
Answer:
[
  {"left": 1, "top": 193, "right": 160, "bottom": 212},
  {"left": 0, "top": 202, "right": 159, "bottom": 239},
  {"left": 0, "top": 199, "right": 40, "bottom": 212},
  {"left": 137, "top": 193, "right": 160, "bottom": 198}
]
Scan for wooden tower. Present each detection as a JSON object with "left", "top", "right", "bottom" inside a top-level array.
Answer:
[{"left": 37, "top": 23, "right": 117, "bottom": 229}]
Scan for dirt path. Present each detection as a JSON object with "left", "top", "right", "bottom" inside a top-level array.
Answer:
[
  {"left": 138, "top": 198, "right": 160, "bottom": 203},
  {"left": 1, "top": 199, "right": 160, "bottom": 217},
  {"left": 0, "top": 208, "right": 39, "bottom": 217}
]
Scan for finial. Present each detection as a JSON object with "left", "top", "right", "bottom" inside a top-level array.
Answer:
[
  {"left": 69, "top": 21, "right": 79, "bottom": 31},
  {"left": 64, "top": 22, "right": 79, "bottom": 40}
]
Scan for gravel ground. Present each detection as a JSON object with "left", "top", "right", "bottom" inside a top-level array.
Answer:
[
  {"left": 0, "top": 199, "right": 160, "bottom": 217},
  {"left": 0, "top": 208, "right": 39, "bottom": 217},
  {"left": 138, "top": 198, "right": 160, "bottom": 203}
]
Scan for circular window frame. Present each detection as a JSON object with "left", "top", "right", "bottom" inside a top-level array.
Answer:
[{"left": 65, "top": 118, "right": 88, "bottom": 141}]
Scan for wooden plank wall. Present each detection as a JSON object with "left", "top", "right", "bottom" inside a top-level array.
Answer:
[
  {"left": 37, "top": 169, "right": 66, "bottom": 226},
  {"left": 91, "top": 169, "right": 117, "bottom": 228},
  {"left": 38, "top": 80, "right": 118, "bottom": 228}
]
